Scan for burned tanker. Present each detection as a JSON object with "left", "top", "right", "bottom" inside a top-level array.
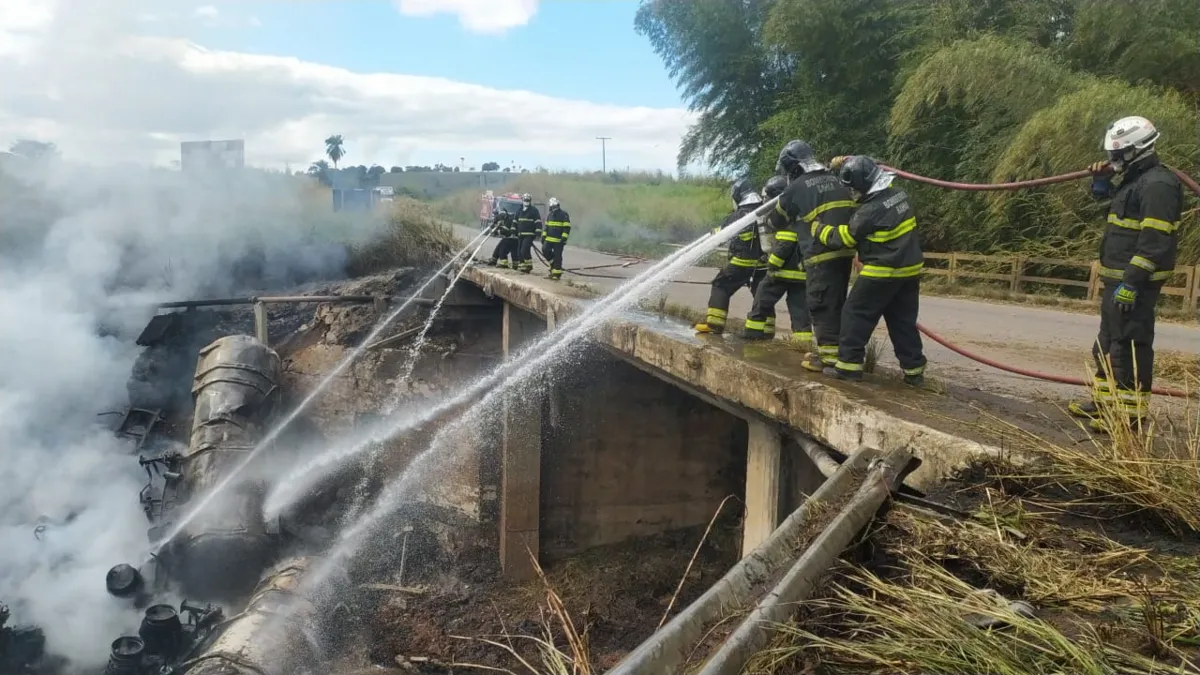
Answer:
[{"left": 147, "top": 334, "right": 284, "bottom": 601}]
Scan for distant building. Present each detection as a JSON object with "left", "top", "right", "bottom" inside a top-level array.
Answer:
[{"left": 180, "top": 139, "right": 245, "bottom": 173}]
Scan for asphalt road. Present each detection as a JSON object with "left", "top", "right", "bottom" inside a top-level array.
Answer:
[{"left": 454, "top": 225, "right": 1199, "bottom": 402}]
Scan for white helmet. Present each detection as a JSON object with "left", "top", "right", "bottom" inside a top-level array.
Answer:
[
  {"left": 548, "top": 197, "right": 560, "bottom": 209},
  {"left": 522, "top": 193, "right": 532, "bottom": 204},
  {"left": 1103, "top": 116, "right": 1159, "bottom": 171}
]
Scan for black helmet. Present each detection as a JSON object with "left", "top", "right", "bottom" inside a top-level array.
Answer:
[
  {"left": 775, "top": 140, "right": 824, "bottom": 177},
  {"left": 763, "top": 175, "right": 788, "bottom": 199},
  {"left": 730, "top": 177, "right": 754, "bottom": 205},
  {"left": 838, "top": 155, "right": 883, "bottom": 197}
]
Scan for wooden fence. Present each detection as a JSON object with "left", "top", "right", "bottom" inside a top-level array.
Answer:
[{"left": 921, "top": 252, "right": 1200, "bottom": 311}]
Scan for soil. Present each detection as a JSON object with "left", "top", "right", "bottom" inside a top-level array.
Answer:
[{"left": 353, "top": 524, "right": 741, "bottom": 673}]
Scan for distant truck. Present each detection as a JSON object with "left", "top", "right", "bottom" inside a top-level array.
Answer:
[
  {"left": 373, "top": 186, "right": 394, "bottom": 203},
  {"left": 482, "top": 192, "right": 526, "bottom": 230}
]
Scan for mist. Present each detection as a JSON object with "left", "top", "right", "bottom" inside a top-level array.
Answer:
[{"left": 0, "top": 156, "right": 385, "bottom": 669}]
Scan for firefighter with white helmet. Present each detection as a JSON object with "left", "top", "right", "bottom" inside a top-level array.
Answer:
[
  {"left": 514, "top": 193, "right": 543, "bottom": 274},
  {"left": 542, "top": 197, "right": 572, "bottom": 280},
  {"left": 1069, "top": 116, "right": 1183, "bottom": 430}
]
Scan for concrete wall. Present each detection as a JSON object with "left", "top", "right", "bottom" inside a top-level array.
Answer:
[{"left": 539, "top": 347, "right": 747, "bottom": 561}]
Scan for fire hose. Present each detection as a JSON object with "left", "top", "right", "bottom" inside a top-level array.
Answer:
[{"left": 879, "top": 162, "right": 1198, "bottom": 399}]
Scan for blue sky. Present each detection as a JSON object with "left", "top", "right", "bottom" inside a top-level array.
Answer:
[{"left": 197, "top": 1, "right": 684, "bottom": 110}]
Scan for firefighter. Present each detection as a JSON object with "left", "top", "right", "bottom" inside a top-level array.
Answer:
[
  {"left": 1068, "top": 116, "right": 1182, "bottom": 429},
  {"left": 816, "top": 155, "right": 926, "bottom": 386},
  {"left": 514, "top": 193, "right": 543, "bottom": 274},
  {"left": 745, "top": 140, "right": 849, "bottom": 342},
  {"left": 542, "top": 197, "right": 572, "bottom": 280},
  {"left": 694, "top": 179, "right": 766, "bottom": 335},
  {"left": 753, "top": 175, "right": 789, "bottom": 301},
  {"left": 486, "top": 206, "right": 517, "bottom": 268},
  {"left": 797, "top": 156, "right": 859, "bottom": 372}
]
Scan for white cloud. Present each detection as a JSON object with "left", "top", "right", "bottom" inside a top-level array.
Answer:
[
  {"left": 0, "top": 0, "right": 691, "bottom": 171},
  {"left": 393, "top": 0, "right": 539, "bottom": 34}
]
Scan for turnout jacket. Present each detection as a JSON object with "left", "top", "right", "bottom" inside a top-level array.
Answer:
[
  {"left": 491, "top": 210, "right": 517, "bottom": 239},
  {"left": 1096, "top": 156, "right": 1182, "bottom": 287},
  {"left": 768, "top": 171, "right": 857, "bottom": 281},
  {"left": 515, "top": 204, "right": 543, "bottom": 236},
  {"left": 544, "top": 207, "right": 572, "bottom": 243},
  {"left": 713, "top": 202, "right": 764, "bottom": 268},
  {"left": 817, "top": 186, "right": 923, "bottom": 278}
]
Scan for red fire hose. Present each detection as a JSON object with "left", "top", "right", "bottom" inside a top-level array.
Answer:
[{"left": 874, "top": 163, "right": 1198, "bottom": 399}]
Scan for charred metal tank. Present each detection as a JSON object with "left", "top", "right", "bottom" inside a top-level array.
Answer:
[
  {"left": 166, "top": 334, "right": 283, "bottom": 601},
  {"left": 183, "top": 557, "right": 321, "bottom": 675}
]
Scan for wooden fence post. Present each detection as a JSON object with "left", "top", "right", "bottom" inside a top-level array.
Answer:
[
  {"left": 1010, "top": 257, "right": 1024, "bottom": 293},
  {"left": 948, "top": 253, "right": 958, "bottom": 285},
  {"left": 1086, "top": 262, "right": 1100, "bottom": 301},
  {"left": 1190, "top": 265, "right": 1200, "bottom": 313}
]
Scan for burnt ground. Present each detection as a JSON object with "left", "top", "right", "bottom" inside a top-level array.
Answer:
[{"left": 337, "top": 521, "right": 742, "bottom": 673}]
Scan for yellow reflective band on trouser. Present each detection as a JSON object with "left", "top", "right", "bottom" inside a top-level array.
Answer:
[
  {"left": 765, "top": 317, "right": 776, "bottom": 327},
  {"left": 793, "top": 330, "right": 812, "bottom": 340},
  {"left": 859, "top": 262, "right": 924, "bottom": 278},
  {"left": 1130, "top": 255, "right": 1156, "bottom": 272},
  {"left": 775, "top": 230, "right": 799, "bottom": 242},
  {"left": 818, "top": 344, "right": 838, "bottom": 365},
  {"left": 866, "top": 217, "right": 915, "bottom": 243},
  {"left": 903, "top": 365, "right": 926, "bottom": 376},
  {"left": 1115, "top": 388, "right": 1150, "bottom": 416},
  {"left": 738, "top": 232, "right": 755, "bottom": 241},
  {"left": 1142, "top": 217, "right": 1178, "bottom": 233},
  {"left": 805, "top": 249, "right": 856, "bottom": 265},
  {"left": 768, "top": 254, "right": 786, "bottom": 267},
  {"left": 773, "top": 269, "right": 807, "bottom": 281},
  {"left": 745, "top": 319, "right": 767, "bottom": 331},
  {"left": 838, "top": 224, "right": 855, "bottom": 247},
  {"left": 1107, "top": 213, "right": 1141, "bottom": 230},
  {"left": 544, "top": 236, "right": 562, "bottom": 243},
  {"left": 1098, "top": 265, "right": 1174, "bottom": 281},
  {"left": 835, "top": 360, "right": 864, "bottom": 372},
  {"left": 730, "top": 257, "right": 758, "bottom": 268},
  {"left": 705, "top": 309, "right": 727, "bottom": 326},
  {"left": 1092, "top": 376, "right": 1112, "bottom": 401}
]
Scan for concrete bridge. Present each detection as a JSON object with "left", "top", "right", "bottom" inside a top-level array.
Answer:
[{"left": 453, "top": 263, "right": 1060, "bottom": 582}]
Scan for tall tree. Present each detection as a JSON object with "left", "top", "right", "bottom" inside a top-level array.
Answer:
[
  {"left": 324, "top": 135, "right": 345, "bottom": 168},
  {"left": 635, "top": 0, "right": 786, "bottom": 171}
]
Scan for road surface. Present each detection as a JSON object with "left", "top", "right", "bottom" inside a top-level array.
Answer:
[{"left": 454, "top": 225, "right": 1199, "bottom": 402}]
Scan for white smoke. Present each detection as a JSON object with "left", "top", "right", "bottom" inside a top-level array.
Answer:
[{"left": 0, "top": 161, "right": 384, "bottom": 670}]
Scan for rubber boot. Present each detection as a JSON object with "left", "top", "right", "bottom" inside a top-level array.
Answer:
[
  {"left": 800, "top": 354, "right": 825, "bottom": 373},
  {"left": 742, "top": 329, "right": 772, "bottom": 341},
  {"left": 694, "top": 322, "right": 724, "bottom": 335},
  {"left": 903, "top": 373, "right": 925, "bottom": 388},
  {"left": 1068, "top": 400, "right": 1101, "bottom": 419},
  {"left": 825, "top": 366, "right": 863, "bottom": 382}
]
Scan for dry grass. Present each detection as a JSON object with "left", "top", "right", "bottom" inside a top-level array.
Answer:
[{"left": 346, "top": 198, "right": 457, "bottom": 276}]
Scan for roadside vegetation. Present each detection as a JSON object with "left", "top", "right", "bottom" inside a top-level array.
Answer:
[{"left": 345, "top": 198, "right": 456, "bottom": 276}]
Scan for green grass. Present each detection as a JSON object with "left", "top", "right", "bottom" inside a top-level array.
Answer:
[
  {"left": 345, "top": 198, "right": 457, "bottom": 276},
  {"left": 437, "top": 172, "right": 729, "bottom": 259}
]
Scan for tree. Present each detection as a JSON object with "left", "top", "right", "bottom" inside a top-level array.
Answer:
[
  {"left": 9, "top": 139, "right": 59, "bottom": 160},
  {"left": 307, "top": 159, "right": 331, "bottom": 186},
  {"left": 482, "top": 161, "right": 501, "bottom": 171},
  {"left": 502, "top": 167, "right": 511, "bottom": 173},
  {"left": 324, "top": 135, "right": 345, "bottom": 168},
  {"left": 389, "top": 166, "right": 404, "bottom": 173}
]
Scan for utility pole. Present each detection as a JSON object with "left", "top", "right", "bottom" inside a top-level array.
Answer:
[{"left": 596, "top": 136, "right": 611, "bottom": 173}]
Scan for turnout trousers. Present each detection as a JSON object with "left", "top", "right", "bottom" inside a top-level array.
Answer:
[
  {"left": 806, "top": 257, "right": 853, "bottom": 367},
  {"left": 542, "top": 241, "right": 565, "bottom": 279},
  {"left": 515, "top": 234, "right": 537, "bottom": 273},
  {"left": 835, "top": 276, "right": 926, "bottom": 377},
  {"left": 489, "top": 237, "right": 517, "bottom": 268},
  {"left": 745, "top": 276, "right": 809, "bottom": 340},
  {"left": 703, "top": 263, "right": 761, "bottom": 333},
  {"left": 1089, "top": 280, "right": 1161, "bottom": 417}
]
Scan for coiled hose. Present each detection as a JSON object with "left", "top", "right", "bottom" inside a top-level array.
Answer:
[{"left": 879, "top": 163, "right": 1198, "bottom": 399}]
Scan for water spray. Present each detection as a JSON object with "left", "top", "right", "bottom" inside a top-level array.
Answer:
[
  {"left": 292, "top": 196, "right": 780, "bottom": 589},
  {"left": 146, "top": 228, "right": 491, "bottom": 557}
]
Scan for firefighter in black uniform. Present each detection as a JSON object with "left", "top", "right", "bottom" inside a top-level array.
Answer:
[
  {"left": 694, "top": 179, "right": 766, "bottom": 335},
  {"left": 1068, "top": 116, "right": 1182, "bottom": 429},
  {"left": 514, "top": 193, "right": 543, "bottom": 274},
  {"left": 754, "top": 175, "right": 789, "bottom": 305},
  {"left": 817, "top": 155, "right": 926, "bottom": 386},
  {"left": 745, "top": 140, "right": 850, "bottom": 342},
  {"left": 542, "top": 197, "right": 572, "bottom": 281},
  {"left": 486, "top": 206, "right": 517, "bottom": 268},
  {"left": 798, "top": 156, "right": 859, "bottom": 371}
]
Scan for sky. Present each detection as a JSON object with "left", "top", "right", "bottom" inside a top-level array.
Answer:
[{"left": 0, "top": 0, "right": 695, "bottom": 172}]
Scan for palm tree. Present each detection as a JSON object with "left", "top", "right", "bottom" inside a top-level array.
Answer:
[{"left": 324, "top": 135, "right": 345, "bottom": 168}]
